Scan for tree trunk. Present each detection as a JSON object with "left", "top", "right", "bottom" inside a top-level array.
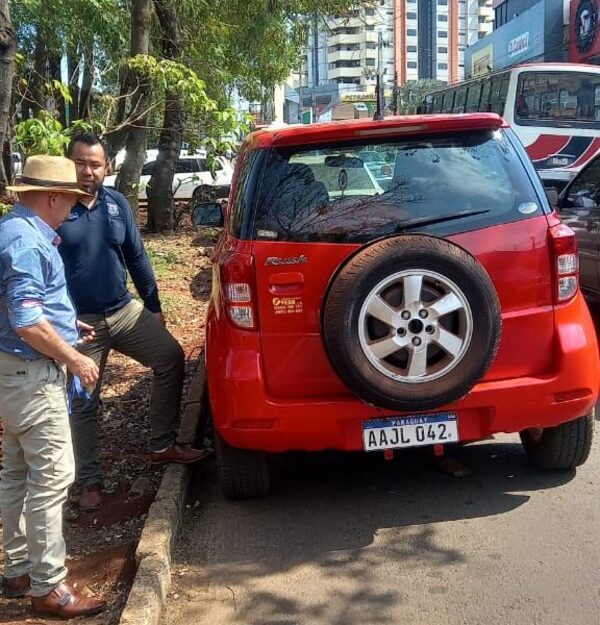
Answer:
[
  {"left": 78, "top": 47, "right": 94, "bottom": 120},
  {"left": 31, "top": 31, "right": 47, "bottom": 115},
  {"left": 0, "top": 0, "right": 16, "bottom": 192},
  {"left": 147, "top": 0, "right": 184, "bottom": 233},
  {"left": 68, "top": 49, "right": 81, "bottom": 123},
  {"left": 49, "top": 53, "right": 65, "bottom": 126},
  {"left": 115, "top": 0, "right": 153, "bottom": 217},
  {"left": 106, "top": 72, "right": 129, "bottom": 161}
]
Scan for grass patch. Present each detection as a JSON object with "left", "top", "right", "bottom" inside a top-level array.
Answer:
[{"left": 146, "top": 247, "right": 179, "bottom": 278}]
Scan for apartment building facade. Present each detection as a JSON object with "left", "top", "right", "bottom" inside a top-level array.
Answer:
[{"left": 301, "top": 0, "right": 493, "bottom": 93}]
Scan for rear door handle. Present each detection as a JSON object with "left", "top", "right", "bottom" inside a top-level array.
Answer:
[{"left": 268, "top": 272, "right": 305, "bottom": 294}]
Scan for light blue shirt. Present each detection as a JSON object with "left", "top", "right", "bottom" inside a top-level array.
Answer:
[{"left": 0, "top": 203, "right": 78, "bottom": 360}]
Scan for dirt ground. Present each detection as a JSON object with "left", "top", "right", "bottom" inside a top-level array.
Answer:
[{"left": 0, "top": 222, "right": 215, "bottom": 625}]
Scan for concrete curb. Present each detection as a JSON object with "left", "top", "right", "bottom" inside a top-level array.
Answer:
[{"left": 118, "top": 358, "right": 205, "bottom": 625}]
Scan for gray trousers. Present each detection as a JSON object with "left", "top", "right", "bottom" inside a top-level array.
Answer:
[
  {"left": 70, "top": 299, "right": 185, "bottom": 486},
  {"left": 0, "top": 353, "right": 74, "bottom": 596}
]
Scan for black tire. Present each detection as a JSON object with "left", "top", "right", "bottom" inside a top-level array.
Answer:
[
  {"left": 520, "top": 413, "right": 594, "bottom": 470},
  {"left": 215, "top": 434, "right": 270, "bottom": 500},
  {"left": 322, "top": 234, "right": 501, "bottom": 412}
]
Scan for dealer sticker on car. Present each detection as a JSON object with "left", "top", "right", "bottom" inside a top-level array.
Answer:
[{"left": 363, "top": 413, "right": 459, "bottom": 451}]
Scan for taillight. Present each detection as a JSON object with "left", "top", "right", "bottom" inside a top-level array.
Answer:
[
  {"left": 548, "top": 223, "right": 579, "bottom": 304},
  {"left": 221, "top": 253, "right": 257, "bottom": 330}
]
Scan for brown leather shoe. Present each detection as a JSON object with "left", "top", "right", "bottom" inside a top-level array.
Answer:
[
  {"left": 31, "top": 582, "right": 106, "bottom": 618},
  {"left": 2, "top": 573, "right": 30, "bottom": 598},
  {"left": 78, "top": 484, "right": 102, "bottom": 512},
  {"left": 149, "top": 443, "right": 209, "bottom": 465}
]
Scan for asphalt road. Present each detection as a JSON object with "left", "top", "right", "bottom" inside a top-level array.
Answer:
[{"left": 163, "top": 430, "right": 600, "bottom": 625}]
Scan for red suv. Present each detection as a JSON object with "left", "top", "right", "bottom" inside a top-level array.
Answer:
[{"left": 194, "top": 114, "right": 599, "bottom": 499}]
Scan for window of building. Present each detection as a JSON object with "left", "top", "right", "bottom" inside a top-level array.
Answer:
[
  {"left": 438, "top": 31, "right": 448, "bottom": 38},
  {"left": 438, "top": 46, "right": 448, "bottom": 53},
  {"left": 366, "top": 59, "right": 376, "bottom": 66},
  {"left": 438, "top": 0, "right": 448, "bottom": 4},
  {"left": 407, "top": 11, "right": 417, "bottom": 18},
  {"left": 407, "top": 45, "right": 418, "bottom": 52},
  {"left": 365, "top": 7, "right": 375, "bottom": 15},
  {"left": 438, "top": 14, "right": 448, "bottom": 21},
  {"left": 407, "top": 28, "right": 417, "bottom": 36},
  {"left": 407, "top": 61, "right": 418, "bottom": 68},
  {"left": 438, "top": 63, "right": 448, "bottom": 70},
  {"left": 366, "top": 25, "right": 375, "bottom": 30}
]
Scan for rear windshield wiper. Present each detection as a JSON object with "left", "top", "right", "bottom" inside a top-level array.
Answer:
[{"left": 393, "top": 209, "right": 490, "bottom": 232}]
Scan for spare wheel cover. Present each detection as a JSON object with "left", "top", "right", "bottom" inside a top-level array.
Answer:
[{"left": 322, "top": 234, "right": 502, "bottom": 412}]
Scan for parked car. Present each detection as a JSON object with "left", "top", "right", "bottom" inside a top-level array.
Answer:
[
  {"left": 105, "top": 155, "right": 233, "bottom": 201},
  {"left": 552, "top": 153, "right": 600, "bottom": 297},
  {"left": 12, "top": 153, "right": 22, "bottom": 176},
  {"left": 194, "top": 114, "right": 599, "bottom": 499}
]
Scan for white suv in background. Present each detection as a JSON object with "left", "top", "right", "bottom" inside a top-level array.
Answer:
[{"left": 105, "top": 154, "right": 233, "bottom": 201}]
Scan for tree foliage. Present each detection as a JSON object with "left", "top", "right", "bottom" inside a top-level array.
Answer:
[{"left": 10, "top": 0, "right": 372, "bottom": 228}]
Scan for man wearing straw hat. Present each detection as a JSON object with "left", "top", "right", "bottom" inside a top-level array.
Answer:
[{"left": 0, "top": 155, "right": 106, "bottom": 617}]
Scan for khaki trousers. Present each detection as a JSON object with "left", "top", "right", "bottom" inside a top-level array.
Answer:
[
  {"left": 70, "top": 299, "right": 185, "bottom": 486},
  {"left": 0, "top": 353, "right": 74, "bottom": 597}
]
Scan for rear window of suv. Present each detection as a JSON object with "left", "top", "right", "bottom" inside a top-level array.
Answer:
[{"left": 252, "top": 130, "right": 543, "bottom": 243}]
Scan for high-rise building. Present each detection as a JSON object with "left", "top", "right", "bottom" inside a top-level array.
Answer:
[
  {"left": 301, "top": 2, "right": 396, "bottom": 93},
  {"left": 291, "top": 0, "right": 496, "bottom": 121}
]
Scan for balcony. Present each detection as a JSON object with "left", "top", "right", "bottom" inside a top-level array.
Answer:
[
  {"left": 329, "top": 50, "right": 362, "bottom": 63},
  {"left": 328, "top": 66, "right": 363, "bottom": 80},
  {"left": 327, "top": 17, "right": 365, "bottom": 29},
  {"left": 328, "top": 33, "right": 362, "bottom": 46}
]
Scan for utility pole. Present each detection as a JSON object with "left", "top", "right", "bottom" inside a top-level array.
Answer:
[{"left": 373, "top": 26, "right": 386, "bottom": 121}]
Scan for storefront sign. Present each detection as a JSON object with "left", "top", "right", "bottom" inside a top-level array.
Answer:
[
  {"left": 508, "top": 31, "right": 529, "bottom": 58},
  {"left": 570, "top": 0, "right": 600, "bottom": 61},
  {"left": 472, "top": 45, "right": 494, "bottom": 76}
]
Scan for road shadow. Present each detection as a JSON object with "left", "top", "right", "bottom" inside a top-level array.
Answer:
[{"left": 178, "top": 438, "right": 574, "bottom": 587}]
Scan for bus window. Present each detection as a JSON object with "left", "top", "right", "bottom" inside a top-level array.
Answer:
[
  {"left": 453, "top": 88, "right": 467, "bottom": 113},
  {"left": 432, "top": 94, "right": 444, "bottom": 113},
  {"left": 442, "top": 90, "right": 454, "bottom": 113},
  {"left": 479, "top": 81, "right": 491, "bottom": 112},
  {"left": 465, "top": 83, "right": 481, "bottom": 112},
  {"left": 515, "top": 71, "right": 600, "bottom": 127},
  {"left": 489, "top": 77, "right": 508, "bottom": 114}
]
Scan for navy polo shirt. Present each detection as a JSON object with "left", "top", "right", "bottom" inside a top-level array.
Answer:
[{"left": 57, "top": 186, "right": 161, "bottom": 316}]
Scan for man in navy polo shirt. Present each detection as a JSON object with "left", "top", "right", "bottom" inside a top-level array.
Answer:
[{"left": 59, "top": 133, "right": 206, "bottom": 512}]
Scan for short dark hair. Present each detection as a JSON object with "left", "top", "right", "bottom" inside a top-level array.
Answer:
[{"left": 67, "top": 132, "right": 108, "bottom": 160}]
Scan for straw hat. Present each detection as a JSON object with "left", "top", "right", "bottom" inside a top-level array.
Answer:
[{"left": 7, "top": 155, "right": 91, "bottom": 198}]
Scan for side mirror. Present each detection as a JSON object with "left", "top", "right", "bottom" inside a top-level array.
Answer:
[{"left": 192, "top": 202, "right": 224, "bottom": 228}]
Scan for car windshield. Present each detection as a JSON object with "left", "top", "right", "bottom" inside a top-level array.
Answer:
[
  {"left": 253, "top": 130, "right": 542, "bottom": 243},
  {"left": 515, "top": 71, "right": 600, "bottom": 128}
]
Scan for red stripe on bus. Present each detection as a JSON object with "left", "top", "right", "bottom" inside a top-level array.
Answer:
[{"left": 525, "top": 135, "right": 571, "bottom": 161}]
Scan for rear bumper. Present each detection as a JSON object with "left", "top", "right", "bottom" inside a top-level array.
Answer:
[{"left": 206, "top": 293, "right": 600, "bottom": 452}]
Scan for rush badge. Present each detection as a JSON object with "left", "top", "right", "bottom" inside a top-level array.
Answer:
[{"left": 107, "top": 203, "right": 120, "bottom": 217}]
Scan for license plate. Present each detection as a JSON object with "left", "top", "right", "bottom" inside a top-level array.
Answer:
[{"left": 362, "top": 413, "right": 459, "bottom": 451}]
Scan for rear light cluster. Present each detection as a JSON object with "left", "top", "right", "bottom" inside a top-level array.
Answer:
[
  {"left": 222, "top": 253, "right": 257, "bottom": 329},
  {"left": 548, "top": 223, "right": 579, "bottom": 303}
]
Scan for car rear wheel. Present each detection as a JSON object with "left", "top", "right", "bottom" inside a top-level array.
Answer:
[
  {"left": 520, "top": 412, "right": 594, "bottom": 470},
  {"left": 323, "top": 234, "right": 502, "bottom": 412},
  {"left": 215, "top": 434, "right": 271, "bottom": 500}
]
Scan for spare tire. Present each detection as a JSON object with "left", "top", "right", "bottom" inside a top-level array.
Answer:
[{"left": 322, "top": 235, "right": 501, "bottom": 412}]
